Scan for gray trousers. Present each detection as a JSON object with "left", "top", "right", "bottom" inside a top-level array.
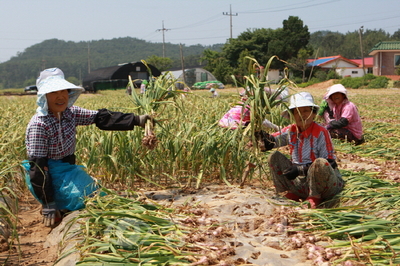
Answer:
[{"left": 268, "top": 151, "right": 344, "bottom": 200}]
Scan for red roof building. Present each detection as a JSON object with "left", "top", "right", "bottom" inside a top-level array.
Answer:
[{"left": 307, "top": 55, "right": 372, "bottom": 78}]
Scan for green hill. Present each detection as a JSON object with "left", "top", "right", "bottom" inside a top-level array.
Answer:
[{"left": 0, "top": 37, "right": 223, "bottom": 89}]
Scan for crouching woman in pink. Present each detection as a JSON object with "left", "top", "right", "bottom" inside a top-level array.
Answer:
[
  {"left": 256, "top": 92, "right": 344, "bottom": 208},
  {"left": 322, "top": 84, "right": 364, "bottom": 145}
]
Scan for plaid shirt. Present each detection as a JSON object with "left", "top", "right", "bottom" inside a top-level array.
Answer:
[
  {"left": 271, "top": 122, "right": 336, "bottom": 165},
  {"left": 26, "top": 106, "right": 98, "bottom": 160}
]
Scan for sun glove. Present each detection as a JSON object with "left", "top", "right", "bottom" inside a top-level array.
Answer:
[
  {"left": 138, "top": 115, "right": 152, "bottom": 128},
  {"left": 254, "top": 130, "right": 275, "bottom": 152},
  {"left": 282, "top": 164, "right": 310, "bottom": 180},
  {"left": 329, "top": 117, "right": 349, "bottom": 129},
  {"left": 42, "top": 202, "right": 57, "bottom": 227},
  {"left": 282, "top": 166, "right": 300, "bottom": 180}
]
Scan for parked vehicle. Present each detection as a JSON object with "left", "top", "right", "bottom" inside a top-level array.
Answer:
[{"left": 24, "top": 85, "right": 38, "bottom": 93}]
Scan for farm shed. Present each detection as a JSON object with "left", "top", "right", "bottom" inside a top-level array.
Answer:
[
  {"left": 82, "top": 62, "right": 161, "bottom": 92},
  {"left": 369, "top": 41, "right": 400, "bottom": 77},
  {"left": 166, "top": 68, "right": 217, "bottom": 88}
]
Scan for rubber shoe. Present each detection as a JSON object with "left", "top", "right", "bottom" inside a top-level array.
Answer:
[
  {"left": 355, "top": 136, "right": 365, "bottom": 146},
  {"left": 306, "top": 197, "right": 321, "bottom": 209},
  {"left": 285, "top": 192, "right": 301, "bottom": 202}
]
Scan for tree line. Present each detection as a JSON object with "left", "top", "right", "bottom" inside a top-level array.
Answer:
[
  {"left": 0, "top": 17, "right": 399, "bottom": 89},
  {"left": 202, "top": 16, "right": 400, "bottom": 85}
]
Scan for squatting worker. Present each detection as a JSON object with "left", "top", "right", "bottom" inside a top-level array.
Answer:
[
  {"left": 319, "top": 84, "right": 364, "bottom": 145},
  {"left": 24, "top": 68, "right": 153, "bottom": 227},
  {"left": 255, "top": 92, "right": 344, "bottom": 208}
]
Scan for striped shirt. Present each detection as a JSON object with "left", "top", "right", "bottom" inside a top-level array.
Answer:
[
  {"left": 271, "top": 122, "right": 336, "bottom": 165},
  {"left": 26, "top": 106, "right": 98, "bottom": 160}
]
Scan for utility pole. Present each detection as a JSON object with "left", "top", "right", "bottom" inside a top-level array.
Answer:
[
  {"left": 223, "top": 4, "right": 238, "bottom": 40},
  {"left": 87, "top": 41, "right": 91, "bottom": 73},
  {"left": 179, "top": 43, "right": 186, "bottom": 86},
  {"left": 157, "top": 21, "right": 170, "bottom": 58},
  {"left": 41, "top": 59, "right": 46, "bottom": 70},
  {"left": 358, "top": 26, "right": 366, "bottom": 75}
]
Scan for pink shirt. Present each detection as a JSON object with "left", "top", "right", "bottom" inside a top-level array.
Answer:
[
  {"left": 218, "top": 104, "right": 250, "bottom": 129},
  {"left": 326, "top": 99, "right": 363, "bottom": 139}
]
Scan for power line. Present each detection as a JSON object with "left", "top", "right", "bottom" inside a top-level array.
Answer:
[
  {"left": 240, "top": 0, "right": 339, "bottom": 14},
  {"left": 222, "top": 5, "right": 238, "bottom": 40}
]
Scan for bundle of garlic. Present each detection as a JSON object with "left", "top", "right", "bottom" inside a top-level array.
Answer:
[
  {"left": 127, "top": 61, "right": 184, "bottom": 150},
  {"left": 231, "top": 56, "right": 295, "bottom": 152}
]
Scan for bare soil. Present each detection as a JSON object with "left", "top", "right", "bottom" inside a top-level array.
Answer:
[{"left": 0, "top": 198, "right": 58, "bottom": 266}]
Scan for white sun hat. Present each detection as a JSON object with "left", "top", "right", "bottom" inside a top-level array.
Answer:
[
  {"left": 36, "top": 68, "right": 84, "bottom": 116},
  {"left": 282, "top": 92, "right": 320, "bottom": 119},
  {"left": 324, "top": 84, "right": 347, "bottom": 99}
]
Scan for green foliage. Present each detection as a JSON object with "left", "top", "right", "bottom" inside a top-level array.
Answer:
[
  {"left": 314, "top": 70, "right": 327, "bottom": 81},
  {"left": 201, "top": 49, "right": 232, "bottom": 84},
  {"left": 394, "top": 80, "right": 400, "bottom": 87},
  {"left": 297, "top": 77, "right": 320, "bottom": 88},
  {"left": 310, "top": 29, "right": 393, "bottom": 59},
  {"left": 23, "top": 78, "right": 36, "bottom": 87},
  {"left": 361, "top": 73, "right": 376, "bottom": 82},
  {"left": 287, "top": 48, "right": 314, "bottom": 83},
  {"left": 222, "top": 16, "right": 310, "bottom": 71},
  {"left": 327, "top": 70, "right": 341, "bottom": 80},
  {"left": 340, "top": 76, "right": 365, "bottom": 89},
  {"left": 212, "top": 60, "right": 233, "bottom": 85},
  {"left": 67, "top": 76, "right": 80, "bottom": 86},
  {"left": 339, "top": 74, "right": 389, "bottom": 89},
  {"left": 367, "top": 76, "right": 389, "bottom": 88},
  {"left": 145, "top": 55, "right": 173, "bottom": 72}
]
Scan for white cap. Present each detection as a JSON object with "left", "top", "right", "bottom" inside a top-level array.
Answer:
[
  {"left": 36, "top": 68, "right": 84, "bottom": 116},
  {"left": 282, "top": 92, "right": 319, "bottom": 118}
]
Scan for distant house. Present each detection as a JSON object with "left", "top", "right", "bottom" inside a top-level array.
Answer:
[
  {"left": 349, "top": 57, "right": 373, "bottom": 74},
  {"left": 369, "top": 41, "right": 400, "bottom": 79},
  {"left": 256, "top": 66, "right": 281, "bottom": 83},
  {"left": 307, "top": 55, "right": 368, "bottom": 78},
  {"left": 167, "top": 68, "right": 217, "bottom": 88},
  {"left": 82, "top": 62, "right": 161, "bottom": 92}
]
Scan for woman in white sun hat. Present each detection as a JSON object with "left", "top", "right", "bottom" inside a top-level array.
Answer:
[
  {"left": 24, "top": 67, "right": 153, "bottom": 227},
  {"left": 255, "top": 92, "right": 344, "bottom": 208},
  {"left": 321, "top": 84, "right": 364, "bottom": 145}
]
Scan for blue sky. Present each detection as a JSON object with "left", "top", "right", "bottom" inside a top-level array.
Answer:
[{"left": 1, "top": 0, "right": 399, "bottom": 62}]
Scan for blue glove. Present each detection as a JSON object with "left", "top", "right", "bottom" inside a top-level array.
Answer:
[{"left": 42, "top": 202, "right": 58, "bottom": 227}]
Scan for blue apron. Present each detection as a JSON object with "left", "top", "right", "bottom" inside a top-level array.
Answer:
[{"left": 22, "top": 159, "right": 99, "bottom": 211}]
